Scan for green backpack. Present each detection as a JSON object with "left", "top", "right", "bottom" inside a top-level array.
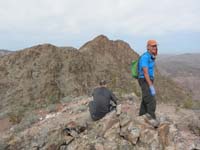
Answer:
[{"left": 131, "top": 58, "right": 140, "bottom": 79}]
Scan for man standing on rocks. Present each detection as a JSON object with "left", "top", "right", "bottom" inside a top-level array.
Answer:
[
  {"left": 89, "top": 80, "right": 118, "bottom": 121},
  {"left": 138, "top": 40, "right": 159, "bottom": 126}
]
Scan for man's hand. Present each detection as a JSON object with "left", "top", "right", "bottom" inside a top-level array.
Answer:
[{"left": 149, "top": 85, "right": 156, "bottom": 96}]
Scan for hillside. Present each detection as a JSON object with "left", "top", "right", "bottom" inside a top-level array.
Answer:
[
  {"left": 157, "top": 53, "right": 200, "bottom": 102},
  {"left": 0, "top": 35, "right": 191, "bottom": 120},
  {"left": 0, "top": 36, "right": 198, "bottom": 150}
]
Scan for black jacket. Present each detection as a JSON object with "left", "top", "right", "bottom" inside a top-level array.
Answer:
[{"left": 90, "top": 87, "right": 117, "bottom": 119}]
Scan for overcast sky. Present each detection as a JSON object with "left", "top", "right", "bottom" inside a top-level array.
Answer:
[{"left": 0, "top": 0, "right": 199, "bottom": 54}]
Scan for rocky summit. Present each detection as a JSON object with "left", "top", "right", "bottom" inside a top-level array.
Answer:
[{"left": 0, "top": 94, "right": 199, "bottom": 150}]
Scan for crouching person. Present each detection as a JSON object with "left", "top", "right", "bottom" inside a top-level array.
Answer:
[{"left": 89, "top": 80, "right": 118, "bottom": 121}]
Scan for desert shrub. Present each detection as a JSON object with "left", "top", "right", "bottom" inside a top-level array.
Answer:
[
  {"left": 73, "top": 105, "right": 88, "bottom": 113},
  {"left": 192, "top": 101, "right": 200, "bottom": 109},
  {"left": 8, "top": 107, "right": 26, "bottom": 124},
  {"left": 23, "top": 113, "right": 40, "bottom": 126},
  {"left": 60, "top": 96, "right": 74, "bottom": 103},
  {"left": 175, "top": 106, "right": 181, "bottom": 113},
  {"left": 12, "top": 112, "right": 39, "bottom": 133},
  {"left": 183, "top": 99, "right": 193, "bottom": 109},
  {"left": 46, "top": 104, "right": 57, "bottom": 113},
  {"left": 0, "top": 111, "right": 9, "bottom": 120},
  {"left": 0, "top": 140, "right": 8, "bottom": 150},
  {"left": 74, "top": 95, "right": 88, "bottom": 101},
  {"left": 48, "top": 95, "right": 60, "bottom": 104}
]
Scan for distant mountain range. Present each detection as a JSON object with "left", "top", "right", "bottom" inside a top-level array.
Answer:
[
  {"left": 0, "top": 49, "right": 13, "bottom": 56},
  {"left": 157, "top": 53, "right": 200, "bottom": 101}
]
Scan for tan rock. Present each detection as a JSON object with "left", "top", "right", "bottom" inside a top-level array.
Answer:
[
  {"left": 99, "top": 111, "right": 118, "bottom": 137},
  {"left": 140, "top": 128, "right": 159, "bottom": 145},
  {"left": 158, "top": 123, "right": 170, "bottom": 148},
  {"left": 104, "top": 122, "right": 120, "bottom": 141},
  {"left": 119, "top": 121, "right": 140, "bottom": 145},
  {"left": 116, "top": 104, "right": 122, "bottom": 115},
  {"left": 63, "top": 135, "right": 74, "bottom": 145},
  {"left": 95, "top": 143, "right": 104, "bottom": 150},
  {"left": 103, "top": 141, "right": 118, "bottom": 150},
  {"left": 126, "top": 127, "right": 140, "bottom": 145},
  {"left": 119, "top": 113, "right": 132, "bottom": 127}
]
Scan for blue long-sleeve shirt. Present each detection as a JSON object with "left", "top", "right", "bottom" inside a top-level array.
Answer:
[{"left": 138, "top": 51, "right": 155, "bottom": 79}]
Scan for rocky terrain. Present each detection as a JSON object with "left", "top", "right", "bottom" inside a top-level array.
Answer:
[
  {"left": 157, "top": 53, "right": 200, "bottom": 106},
  {"left": 0, "top": 94, "right": 199, "bottom": 150},
  {"left": 0, "top": 35, "right": 197, "bottom": 150}
]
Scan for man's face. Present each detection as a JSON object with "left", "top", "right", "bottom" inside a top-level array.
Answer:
[{"left": 148, "top": 45, "right": 158, "bottom": 56}]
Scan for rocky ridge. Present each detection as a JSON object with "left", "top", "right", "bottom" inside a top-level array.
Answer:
[
  {"left": 0, "top": 94, "right": 199, "bottom": 150},
  {"left": 0, "top": 35, "right": 191, "bottom": 117}
]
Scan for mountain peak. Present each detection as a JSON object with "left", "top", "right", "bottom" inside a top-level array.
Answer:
[
  {"left": 93, "top": 34, "right": 109, "bottom": 42},
  {"left": 79, "top": 35, "right": 110, "bottom": 51},
  {"left": 79, "top": 35, "right": 134, "bottom": 55}
]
